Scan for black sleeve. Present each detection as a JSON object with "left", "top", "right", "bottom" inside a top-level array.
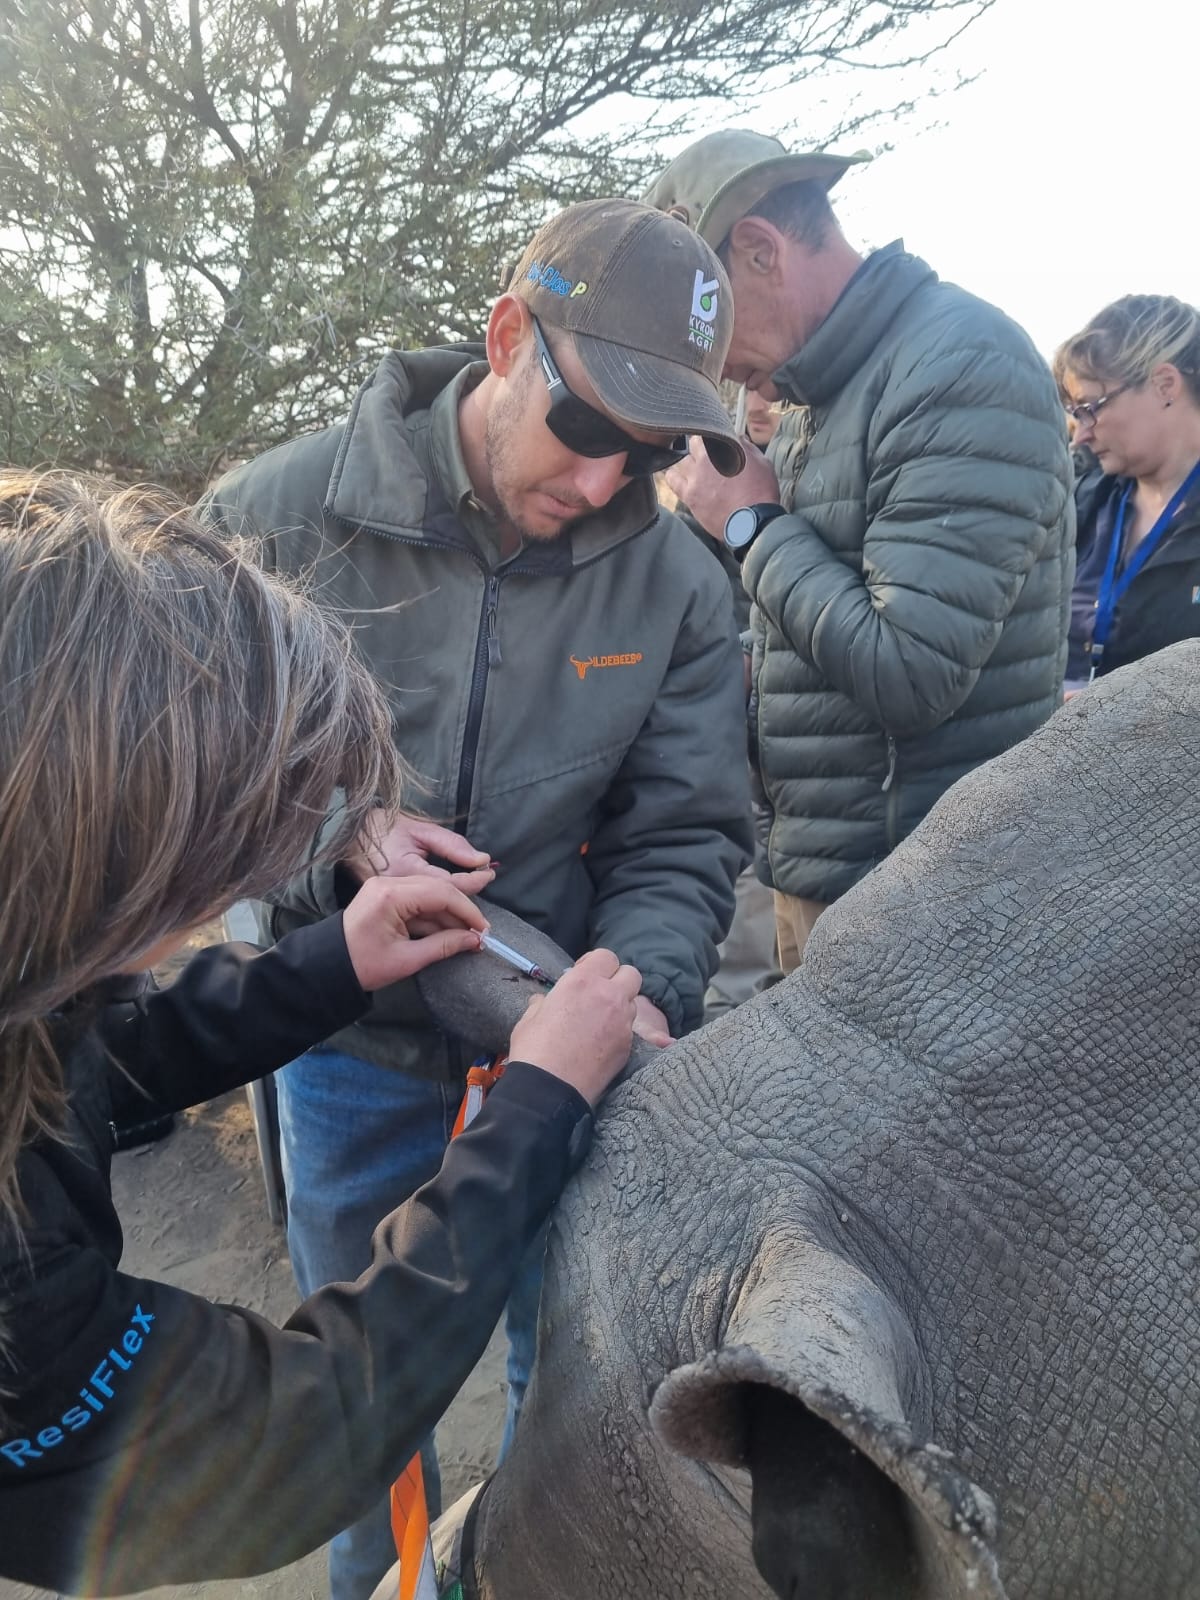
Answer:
[
  {"left": 0, "top": 1062, "right": 591, "bottom": 1593},
  {"left": 104, "top": 915, "right": 370, "bottom": 1124}
]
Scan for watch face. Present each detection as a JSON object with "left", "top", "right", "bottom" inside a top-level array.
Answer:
[{"left": 724, "top": 506, "right": 758, "bottom": 553}]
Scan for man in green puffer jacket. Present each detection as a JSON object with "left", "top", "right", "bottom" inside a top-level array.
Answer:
[
  {"left": 203, "top": 199, "right": 752, "bottom": 1600},
  {"left": 646, "top": 130, "right": 1074, "bottom": 970}
]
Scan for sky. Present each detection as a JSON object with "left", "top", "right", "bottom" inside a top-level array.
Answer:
[{"left": 656, "top": 0, "right": 1195, "bottom": 359}]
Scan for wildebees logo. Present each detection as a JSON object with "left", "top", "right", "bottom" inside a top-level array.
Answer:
[{"left": 569, "top": 651, "right": 644, "bottom": 681}]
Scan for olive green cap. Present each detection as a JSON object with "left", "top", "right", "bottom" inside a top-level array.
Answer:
[
  {"left": 642, "top": 129, "right": 871, "bottom": 249},
  {"left": 507, "top": 198, "right": 745, "bottom": 477}
]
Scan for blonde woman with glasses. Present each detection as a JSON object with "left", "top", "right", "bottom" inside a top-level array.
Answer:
[
  {"left": 0, "top": 473, "right": 637, "bottom": 1595},
  {"left": 1055, "top": 295, "right": 1200, "bottom": 693}
]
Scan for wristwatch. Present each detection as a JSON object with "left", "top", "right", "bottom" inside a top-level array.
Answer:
[{"left": 723, "top": 502, "right": 786, "bottom": 564}]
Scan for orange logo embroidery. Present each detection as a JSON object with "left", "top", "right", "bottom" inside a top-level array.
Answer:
[{"left": 570, "top": 652, "right": 644, "bottom": 681}]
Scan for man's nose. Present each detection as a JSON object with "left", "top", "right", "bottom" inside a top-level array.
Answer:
[{"left": 571, "top": 453, "right": 630, "bottom": 506}]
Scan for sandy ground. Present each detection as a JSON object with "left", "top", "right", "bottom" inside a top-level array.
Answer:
[{"left": 0, "top": 929, "right": 506, "bottom": 1600}]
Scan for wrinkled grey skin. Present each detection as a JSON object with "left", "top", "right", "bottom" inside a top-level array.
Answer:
[{"left": 417, "top": 645, "right": 1200, "bottom": 1600}]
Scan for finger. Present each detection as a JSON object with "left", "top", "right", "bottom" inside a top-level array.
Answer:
[
  {"left": 379, "top": 857, "right": 453, "bottom": 880},
  {"left": 443, "top": 866, "right": 496, "bottom": 894},
  {"left": 633, "top": 1018, "right": 671, "bottom": 1046},
  {"left": 407, "top": 913, "right": 473, "bottom": 937},
  {"left": 384, "top": 877, "right": 491, "bottom": 930},
  {"left": 634, "top": 1029, "right": 670, "bottom": 1049},
  {"left": 407, "top": 895, "right": 495, "bottom": 935},
  {"left": 408, "top": 819, "right": 491, "bottom": 869},
  {"left": 573, "top": 947, "right": 621, "bottom": 978},
  {"left": 401, "top": 927, "right": 487, "bottom": 973},
  {"left": 516, "top": 992, "right": 545, "bottom": 1024},
  {"left": 612, "top": 963, "right": 644, "bottom": 997}
]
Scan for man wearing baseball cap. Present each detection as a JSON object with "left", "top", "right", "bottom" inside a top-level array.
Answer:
[
  {"left": 647, "top": 130, "right": 1074, "bottom": 970},
  {"left": 203, "top": 199, "right": 751, "bottom": 1600}
]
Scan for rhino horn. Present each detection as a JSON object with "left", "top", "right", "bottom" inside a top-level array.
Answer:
[
  {"left": 414, "top": 900, "right": 656, "bottom": 1074},
  {"left": 649, "top": 1232, "right": 1006, "bottom": 1600}
]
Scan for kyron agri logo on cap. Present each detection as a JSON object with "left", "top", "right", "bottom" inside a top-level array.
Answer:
[{"left": 689, "top": 271, "right": 719, "bottom": 353}]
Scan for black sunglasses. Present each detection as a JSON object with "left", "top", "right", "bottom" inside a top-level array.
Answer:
[{"left": 531, "top": 317, "right": 688, "bottom": 478}]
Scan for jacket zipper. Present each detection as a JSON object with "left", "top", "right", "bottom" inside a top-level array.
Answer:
[
  {"left": 485, "top": 576, "right": 502, "bottom": 666},
  {"left": 328, "top": 516, "right": 509, "bottom": 832},
  {"left": 328, "top": 506, "right": 661, "bottom": 832},
  {"left": 881, "top": 733, "right": 901, "bottom": 849},
  {"left": 455, "top": 573, "right": 501, "bottom": 825},
  {"left": 881, "top": 733, "right": 897, "bottom": 791}
]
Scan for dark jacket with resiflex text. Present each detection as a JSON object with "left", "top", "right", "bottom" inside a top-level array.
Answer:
[
  {"left": 0, "top": 919, "right": 591, "bottom": 1594},
  {"left": 744, "top": 242, "right": 1075, "bottom": 902},
  {"left": 206, "top": 349, "right": 751, "bottom": 1078}
]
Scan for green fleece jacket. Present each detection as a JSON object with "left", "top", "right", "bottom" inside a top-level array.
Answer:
[
  {"left": 205, "top": 346, "right": 751, "bottom": 1079},
  {"left": 744, "top": 243, "right": 1074, "bottom": 902}
]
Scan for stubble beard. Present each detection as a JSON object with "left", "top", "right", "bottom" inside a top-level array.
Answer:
[
  {"left": 484, "top": 356, "right": 589, "bottom": 543},
  {"left": 484, "top": 358, "right": 542, "bottom": 544}
]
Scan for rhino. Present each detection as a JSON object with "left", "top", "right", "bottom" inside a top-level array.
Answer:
[{"left": 415, "top": 645, "right": 1200, "bottom": 1600}]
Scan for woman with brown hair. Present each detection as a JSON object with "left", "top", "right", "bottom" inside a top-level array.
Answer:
[
  {"left": 0, "top": 472, "right": 637, "bottom": 1594},
  {"left": 1054, "top": 294, "right": 1200, "bottom": 691}
]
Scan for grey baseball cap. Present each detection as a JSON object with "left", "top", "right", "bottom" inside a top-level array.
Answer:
[
  {"left": 507, "top": 199, "right": 745, "bottom": 477},
  {"left": 642, "top": 129, "right": 870, "bottom": 249}
]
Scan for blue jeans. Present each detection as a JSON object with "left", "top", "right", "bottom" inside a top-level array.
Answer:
[
  {"left": 500, "top": 1218, "right": 548, "bottom": 1459},
  {"left": 276, "top": 1047, "right": 543, "bottom": 1600}
]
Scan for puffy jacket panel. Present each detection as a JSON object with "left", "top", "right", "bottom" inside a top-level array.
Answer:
[{"left": 745, "top": 245, "right": 1073, "bottom": 900}]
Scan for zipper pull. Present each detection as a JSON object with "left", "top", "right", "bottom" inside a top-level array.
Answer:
[
  {"left": 881, "top": 734, "right": 897, "bottom": 792},
  {"left": 486, "top": 576, "right": 501, "bottom": 666}
]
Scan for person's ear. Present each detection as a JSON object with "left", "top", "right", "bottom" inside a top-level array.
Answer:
[
  {"left": 1149, "top": 362, "right": 1184, "bottom": 408},
  {"left": 486, "top": 295, "right": 532, "bottom": 379},
  {"left": 726, "top": 217, "right": 785, "bottom": 280}
]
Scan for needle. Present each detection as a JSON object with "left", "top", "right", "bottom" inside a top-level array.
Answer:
[{"left": 479, "top": 932, "right": 554, "bottom": 987}]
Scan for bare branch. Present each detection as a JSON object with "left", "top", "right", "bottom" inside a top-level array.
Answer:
[{"left": 0, "top": 0, "right": 990, "bottom": 495}]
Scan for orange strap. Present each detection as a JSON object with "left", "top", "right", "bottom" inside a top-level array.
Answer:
[
  {"left": 390, "top": 1455, "right": 438, "bottom": 1600},
  {"left": 391, "top": 1055, "right": 506, "bottom": 1597},
  {"left": 450, "top": 1058, "right": 507, "bottom": 1138}
]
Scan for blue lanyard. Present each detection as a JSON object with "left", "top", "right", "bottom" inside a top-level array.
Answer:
[{"left": 1090, "top": 458, "right": 1200, "bottom": 678}]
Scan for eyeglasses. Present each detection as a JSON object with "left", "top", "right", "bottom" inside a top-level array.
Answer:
[
  {"left": 1065, "top": 384, "right": 1131, "bottom": 428},
  {"left": 531, "top": 317, "right": 688, "bottom": 478}
]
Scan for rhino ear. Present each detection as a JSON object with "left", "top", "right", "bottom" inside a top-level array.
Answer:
[
  {"left": 415, "top": 899, "right": 655, "bottom": 1076},
  {"left": 414, "top": 901, "right": 573, "bottom": 1056},
  {"left": 649, "top": 1238, "right": 1006, "bottom": 1600}
]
